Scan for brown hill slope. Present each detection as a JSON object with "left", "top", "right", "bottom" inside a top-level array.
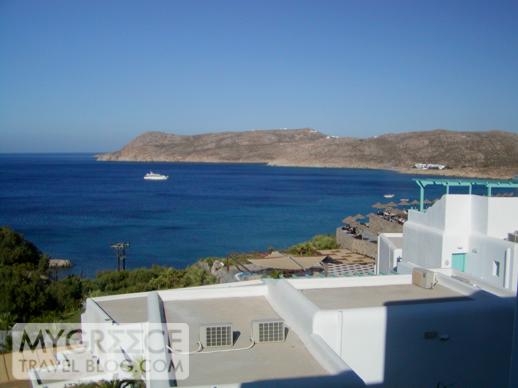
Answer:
[{"left": 96, "top": 128, "right": 518, "bottom": 178}]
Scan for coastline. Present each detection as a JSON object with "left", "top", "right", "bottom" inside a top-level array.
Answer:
[
  {"left": 95, "top": 155, "right": 517, "bottom": 180},
  {"left": 8, "top": 155, "right": 421, "bottom": 277}
]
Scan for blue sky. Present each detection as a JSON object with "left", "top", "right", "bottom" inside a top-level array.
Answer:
[{"left": 1, "top": 0, "right": 517, "bottom": 152}]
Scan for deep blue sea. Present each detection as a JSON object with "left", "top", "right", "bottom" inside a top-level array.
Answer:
[{"left": 0, "top": 154, "right": 449, "bottom": 276}]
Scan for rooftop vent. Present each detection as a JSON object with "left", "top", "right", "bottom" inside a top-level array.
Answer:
[
  {"left": 508, "top": 232, "right": 518, "bottom": 243},
  {"left": 412, "top": 268, "right": 437, "bottom": 289},
  {"left": 200, "top": 323, "right": 233, "bottom": 348},
  {"left": 252, "top": 319, "right": 285, "bottom": 343}
]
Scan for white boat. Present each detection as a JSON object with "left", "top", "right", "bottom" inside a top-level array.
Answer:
[
  {"left": 384, "top": 194, "right": 395, "bottom": 199},
  {"left": 144, "top": 171, "right": 169, "bottom": 181}
]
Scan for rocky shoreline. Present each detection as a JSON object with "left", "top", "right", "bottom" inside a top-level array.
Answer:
[{"left": 96, "top": 155, "right": 517, "bottom": 180}]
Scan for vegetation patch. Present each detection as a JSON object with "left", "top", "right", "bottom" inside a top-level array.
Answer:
[
  {"left": 0, "top": 227, "right": 216, "bottom": 335},
  {"left": 284, "top": 234, "right": 339, "bottom": 256}
]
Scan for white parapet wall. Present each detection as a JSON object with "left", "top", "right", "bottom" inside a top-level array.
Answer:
[
  {"left": 145, "top": 292, "right": 173, "bottom": 388},
  {"left": 377, "top": 233, "right": 403, "bottom": 275},
  {"left": 287, "top": 274, "right": 411, "bottom": 290},
  {"left": 157, "top": 280, "right": 267, "bottom": 302}
]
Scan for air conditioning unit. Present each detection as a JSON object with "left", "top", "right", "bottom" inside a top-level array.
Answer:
[
  {"left": 199, "top": 323, "right": 233, "bottom": 348},
  {"left": 252, "top": 319, "right": 286, "bottom": 343},
  {"left": 412, "top": 268, "right": 437, "bottom": 289}
]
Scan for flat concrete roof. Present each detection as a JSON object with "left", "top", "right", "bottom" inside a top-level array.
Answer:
[
  {"left": 318, "top": 249, "right": 374, "bottom": 264},
  {"left": 96, "top": 296, "right": 148, "bottom": 323},
  {"left": 164, "top": 296, "right": 327, "bottom": 386},
  {"left": 248, "top": 249, "right": 374, "bottom": 270},
  {"left": 302, "top": 284, "right": 469, "bottom": 310},
  {"left": 248, "top": 253, "right": 326, "bottom": 271}
]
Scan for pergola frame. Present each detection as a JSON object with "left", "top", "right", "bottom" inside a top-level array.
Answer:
[{"left": 414, "top": 178, "right": 518, "bottom": 212}]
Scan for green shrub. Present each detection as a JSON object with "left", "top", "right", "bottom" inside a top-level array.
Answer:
[
  {"left": 0, "top": 226, "right": 42, "bottom": 267},
  {"left": 284, "top": 234, "right": 338, "bottom": 256},
  {"left": 310, "top": 234, "right": 339, "bottom": 250}
]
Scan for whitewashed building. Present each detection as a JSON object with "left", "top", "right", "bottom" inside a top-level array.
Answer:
[
  {"left": 378, "top": 194, "right": 518, "bottom": 292},
  {"left": 376, "top": 233, "right": 403, "bottom": 274},
  {"left": 25, "top": 269, "right": 517, "bottom": 388}
]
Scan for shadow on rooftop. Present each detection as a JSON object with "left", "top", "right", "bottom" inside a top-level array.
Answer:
[
  {"left": 241, "top": 369, "right": 364, "bottom": 387},
  {"left": 378, "top": 290, "right": 515, "bottom": 388}
]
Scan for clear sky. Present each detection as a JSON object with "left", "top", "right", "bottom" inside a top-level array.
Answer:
[{"left": 1, "top": 0, "right": 517, "bottom": 152}]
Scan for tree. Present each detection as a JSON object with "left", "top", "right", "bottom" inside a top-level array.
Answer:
[
  {"left": 0, "top": 227, "right": 43, "bottom": 267},
  {"left": 0, "top": 265, "right": 50, "bottom": 323}
]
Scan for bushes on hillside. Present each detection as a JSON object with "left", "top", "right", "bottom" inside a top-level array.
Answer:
[
  {"left": 284, "top": 234, "right": 339, "bottom": 256},
  {"left": 92, "top": 265, "right": 216, "bottom": 296},
  {"left": 0, "top": 265, "right": 50, "bottom": 325},
  {"left": 0, "top": 226, "right": 48, "bottom": 269},
  {"left": 0, "top": 227, "right": 216, "bottom": 329},
  {"left": 310, "top": 234, "right": 339, "bottom": 250}
]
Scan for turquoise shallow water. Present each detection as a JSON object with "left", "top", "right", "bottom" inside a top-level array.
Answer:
[{"left": 0, "top": 154, "right": 450, "bottom": 276}]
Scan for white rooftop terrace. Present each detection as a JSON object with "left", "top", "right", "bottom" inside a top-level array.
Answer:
[
  {"left": 97, "top": 296, "right": 148, "bottom": 323},
  {"left": 71, "top": 269, "right": 518, "bottom": 388},
  {"left": 164, "top": 296, "right": 327, "bottom": 386}
]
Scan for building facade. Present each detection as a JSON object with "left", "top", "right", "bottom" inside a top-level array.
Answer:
[{"left": 379, "top": 194, "right": 518, "bottom": 292}]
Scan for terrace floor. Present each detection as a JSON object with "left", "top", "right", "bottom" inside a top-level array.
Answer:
[
  {"left": 96, "top": 296, "right": 148, "bottom": 323},
  {"left": 163, "top": 296, "right": 327, "bottom": 386},
  {"left": 302, "top": 284, "right": 469, "bottom": 309}
]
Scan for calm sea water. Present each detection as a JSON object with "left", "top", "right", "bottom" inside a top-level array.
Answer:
[{"left": 0, "top": 154, "right": 447, "bottom": 276}]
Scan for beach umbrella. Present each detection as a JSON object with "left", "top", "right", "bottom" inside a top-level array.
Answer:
[
  {"left": 424, "top": 199, "right": 433, "bottom": 205},
  {"left": 342, "top": 216, "right": 356, "bottom": 224},
  {"left": 372, "top": 202, "right": 386, "bottom": 209},
  {"left": 410, "top": 200, "right": 419, "bottom": 205},
  {"left": 398, "top": 199, "right": 410, "bottom": 206},
  {"left": 391, "top": 208, "right": 406, "bottom": 216},
  {"left": 352, "top": 213, "right": 365, "bottom": 220},
  {"left": 385, "top": 201, "right": 398, "bottom": 208}
]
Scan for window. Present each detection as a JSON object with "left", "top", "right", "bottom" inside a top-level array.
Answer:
[{"left": 492, "top": 261, "right": 501, "bottom": 277}]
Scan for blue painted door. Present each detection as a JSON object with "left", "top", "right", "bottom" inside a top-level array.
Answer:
[{"left": 452, "top": 253, "right": 466, "bottom": 272}]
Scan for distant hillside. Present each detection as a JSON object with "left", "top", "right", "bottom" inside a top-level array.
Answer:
[{"left": 96, "top": 128, "right": 518, "bottom": 178}]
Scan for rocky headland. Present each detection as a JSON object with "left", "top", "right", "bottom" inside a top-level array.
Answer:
[{"left": 97, "top": 128, "right": 518, "bottom": 179}]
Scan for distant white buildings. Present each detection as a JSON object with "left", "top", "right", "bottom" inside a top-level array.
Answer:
[{"left": 414, "top": 163, "right": 447, "bottom": 170}]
